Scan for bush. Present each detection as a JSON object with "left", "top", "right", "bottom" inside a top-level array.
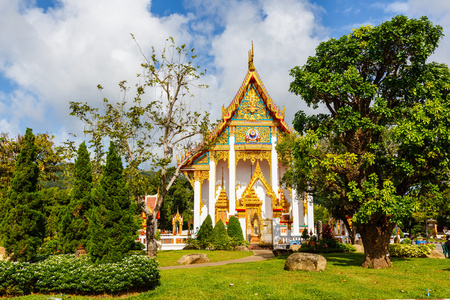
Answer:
[
  {"left": 212, "top": 220, "right": 229, "bottom": 250},
  {"left": 401, "top": 238, "right": 412, "bottom": 244},
  {"left": 0, "top": 254, "right": 160, "bottom": 296},
  {"left": 301, "top": 228, "right": 310, "bottom": 240},
  {"left": 298, "top": 238, "right": 355, "bottom": 253},
  {"left": 196, "top": 215, "right": 213, "bottom": 244},
  {"left": 227, "top": 216, "right": 244, "bottom": 243},
  {"left": 389, "top": 243, "right": 435, "bottom": 258}
]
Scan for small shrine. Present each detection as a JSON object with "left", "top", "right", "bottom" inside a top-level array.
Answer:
[{"left": 179, "top": 44, "right": 314, "bottom": 245}]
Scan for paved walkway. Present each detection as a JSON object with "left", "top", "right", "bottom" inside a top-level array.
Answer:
[{"left": 160, "top": 250, "right": 274, "bottom": 270}]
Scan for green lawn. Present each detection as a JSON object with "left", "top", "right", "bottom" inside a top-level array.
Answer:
[
  {"left": 12, "top": 252, "right": 450, "bottom": 300},
  {"left": 156, "top": 249, "right": 254, "bottom": 267}
]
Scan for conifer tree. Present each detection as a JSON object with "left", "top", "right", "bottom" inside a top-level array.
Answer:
[
  {"left": 212, "top": 219, "right": 229, "bottom": 250},
  {"left": 196, "top": 214, "right": 213, "bottom": 245},
  {"left": 227, "top": 216, "right": 244, "bottom": 242},
  {"left": 60, "top": 142, "right": 93, "bottom": 253},
  {"left": 86, "top": 141, "right": 138, "bottom": 263},
  {"left": 0, "top": 128, "right": 45, "bottom": 262}
]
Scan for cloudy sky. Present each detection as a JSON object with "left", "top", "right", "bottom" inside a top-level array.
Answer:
[{"left": 1, "top": 0, "right": 450, "bottom": 146}]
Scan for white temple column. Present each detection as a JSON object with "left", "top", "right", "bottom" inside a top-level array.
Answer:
[
  {"left": 239, "top": 218, "right": 246, "bottom": 241},
  {"left": 307, "top": 192, "right": 315, "bottom": 235},
  {"left": 209, "top": 155, "right": 216, "bottom": 223},
  {"left": 271, "top": 128, "right": 278, "bottom": 193},
  {"left": 193, "top": 173, "right": 201, "bottom": 231},
  {"left": 292, "top": 189, "right": 300, "bottom": 236},
  {"left": 229, "top": 130, "right": 236, "bottom": 216}
]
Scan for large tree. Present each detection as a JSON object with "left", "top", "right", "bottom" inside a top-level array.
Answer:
[
  {"left": 60, "top": 142, "right": 93, "bottom": 253},
  {"left": 70, "top": 37, "right": 212, "bottom": 257},
  {"left": 86, "top": 141, "right": 139, "bottom": 263},
  {"left": 0, "top": 128, "right": 45, "bottom": 262},
  {"left": 283, "top": 16, "right": 450, "bottom": 268}
]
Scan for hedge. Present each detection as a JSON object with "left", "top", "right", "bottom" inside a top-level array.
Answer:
[
  {"left": 0, "top": 254, "right": 159, "bottom": 296},
  {"left": 388, "top": 243, "right": 436, "bottom": 258}
]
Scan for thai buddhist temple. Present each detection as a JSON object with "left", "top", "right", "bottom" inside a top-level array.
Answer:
[{"left": 179, "top": 45, "right": 314, "bottom": 245}]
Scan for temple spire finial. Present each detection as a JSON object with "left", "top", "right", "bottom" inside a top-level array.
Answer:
[{"left": 248, "top": 41, "right": 255, "bottom": 71}]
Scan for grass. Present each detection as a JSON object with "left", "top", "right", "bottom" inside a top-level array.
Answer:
[
  {"left": 11, "top": 252, "right": 450, "bottom": 300},
  {"left": 156, "top": 249, "right": 254, "bottom": 267}
]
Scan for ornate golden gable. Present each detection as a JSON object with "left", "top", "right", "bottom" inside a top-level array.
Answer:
[{"left": 236, "top": 161, "right": 283, "bottom": 214}]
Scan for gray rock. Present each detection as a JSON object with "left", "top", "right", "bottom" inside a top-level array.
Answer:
[
  {"left": 177, "top": 253, "right": 209, "bottom": 265},
  {"left": 235, "top": 246, "right": 249, "bottom": 252},
  {"left": 284, "top": 252, "right": 327, "bottom": 272}
]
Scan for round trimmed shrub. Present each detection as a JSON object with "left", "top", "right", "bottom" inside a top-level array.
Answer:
[
  {"left": 196, "top": 214, "right": 213, "bottom": 245},
  {"left": 227, "top": 216, "right": 244, "bottom": 243},
  {"left": 212, "top": 219, "right": 229, "bottom": 250}
]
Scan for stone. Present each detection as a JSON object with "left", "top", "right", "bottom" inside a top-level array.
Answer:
[
  {"left": 289, "top": 245, "right": 301, "bottom": 252},
  {"left": 284, "top": 252, "right": 327, "bottom": 272},
  {"left": 236, "top": 246, "right": 249, "bottom": 252},
  {"left": 353, "top": 244, "right": 364, "bottom": 253},
  {"left": 177, "top": 253, "right": 209, "bottom": 265},
  {"left": 0, "top": 247, "right": 5, "bottom": 261},
  {"left": 427, "top": 249, "right": 445, "bottom": 259},
  {"left": 75, "top": 245, "right": 87, "bottom": 257},
  {"left": 273, "top": 249, "right": 293, "bottom": 257}
]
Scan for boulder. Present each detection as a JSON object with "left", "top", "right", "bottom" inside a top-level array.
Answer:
[
  {"left": 289, "top": 245, "right": 301, "bottom": 252},
  {"left": 273, "top": 249, "right": 293, "bottom": 257},
  {"left": 353, "top": 244, "right": 364, "bottom": 253},
  {"left": 177, "top": 253, "right": 209, "bottom": 265},
  {"left": 427, "top": 249, "right": 445, "bottom": 259},
  {"left": 235, "top": 246, "right": 249, "bottom": 252},
  {"left": 284, "top": 252, "right": 327, "bottom": 272}
]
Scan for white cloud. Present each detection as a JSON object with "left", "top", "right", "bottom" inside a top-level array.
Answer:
[
  {"left": 205, "top": 0, "right": 325, "bottom": 123},
  {"left": 0, "top": 0, "right": 191, "bottom": 138},
  {"left": 383, "top": 2, "right": 409, "bottom": 14}
]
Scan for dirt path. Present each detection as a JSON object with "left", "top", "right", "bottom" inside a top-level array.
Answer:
[{"left": 160, "top": 250, "right": 274, "bottom": 270}]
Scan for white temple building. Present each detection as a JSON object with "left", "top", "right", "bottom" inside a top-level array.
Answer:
[{"left": 179, "top": 47, "right": 314, "bottom": 245}]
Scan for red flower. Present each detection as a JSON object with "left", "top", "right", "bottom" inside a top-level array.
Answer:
[{"left": 57, "top": 249, "right": 61, "bottom": 253}]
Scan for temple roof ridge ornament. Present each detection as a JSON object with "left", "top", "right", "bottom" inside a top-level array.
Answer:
[{"left": 248, "top": 41, "right": 255, "bottom": 71}]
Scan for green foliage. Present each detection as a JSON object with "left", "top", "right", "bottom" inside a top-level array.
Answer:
[
  {"left": 301, "top": 228, "right": 310, "bottom": 240},
  {"left": 227, "top": 216, "right": 244, "bottom": 242},
  {"left": 0, "top": 254, "right": 159, "bottom": 296},
  {"left": 212, "top": 220, "right": 229, "bottom": 250},
  {"left": 389, "top": 243, "right": 435, "bottom": 258},
  {"left": 196, "top": 215, "right": 214, "bottom": 245},
  {"left": 86, "top": 142, "right": 139, "bottom": 263},
  {"left": 314, "top": 204, "right": 330, "bottom": 224},
  {"left": 60, "top": 142, "right": 93, "bottom": 253},
  {"left": 0, "top": 128, "right": 45, "bottom": 262},
  {"left": 299, "top": 238, "right": 356, "bottom": 253},
  {"left": 401, "top": 238, "right": 412, "bottom": 244},
  {"left": 283, "top": 15, "right": 450, "bottom": 267}
]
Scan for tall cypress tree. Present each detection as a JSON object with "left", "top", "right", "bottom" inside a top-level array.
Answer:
[
  {"left": 86, "top": 141, "right": 138, "bottom": 263},
  {"left": 60, "top": 142, "right": 93, "bottom": 253},
  {"left": 227, "top": 216, "right": 244, "bottom": 243},
  {"left": 0, "top": 128, "right": 45, "bottom": 262}
]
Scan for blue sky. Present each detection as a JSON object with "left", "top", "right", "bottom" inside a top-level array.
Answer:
[{"left": 1, "top": 0, "right": 450, "bottom": 146}]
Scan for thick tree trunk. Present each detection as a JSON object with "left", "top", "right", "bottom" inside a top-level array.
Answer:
[
  {"left": 359, "top": 218, "right": 395, "bottom": 269},
  {"left": 146, "top": 216, "right": 157, "bottom": 258}
]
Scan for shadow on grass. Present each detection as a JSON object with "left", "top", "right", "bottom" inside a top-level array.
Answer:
[
  {"left": 270, "top": 252, "right": 365, "bottom": 267},
  {"left": 322, "top": 253, "right": 364, "bottom": 267}
]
